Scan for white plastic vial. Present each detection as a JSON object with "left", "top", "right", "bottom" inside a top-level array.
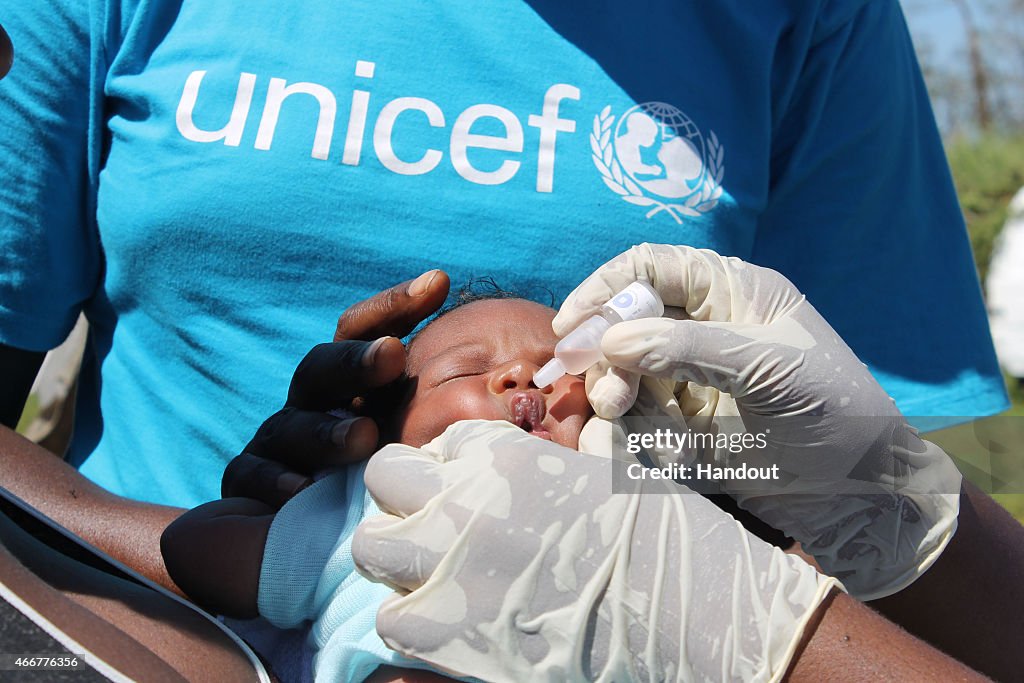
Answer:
[{"left": 534, "top": 281, "right": 664, "bottom": 388}]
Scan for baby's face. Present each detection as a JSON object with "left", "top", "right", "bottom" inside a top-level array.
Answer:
[{"left": 398, "top": 298, "right": 593, "bottom": 449}]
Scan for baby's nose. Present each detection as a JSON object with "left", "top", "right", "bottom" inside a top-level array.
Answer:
[{"left": 488, "top": 360, "right": 547, "bottom": 394}]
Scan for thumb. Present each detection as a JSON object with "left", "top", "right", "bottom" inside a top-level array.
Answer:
[
  {"left": 364, "top": 443, "right": 446, "bottom": 517},
  {"left": 601, "top": 317, "right": 789, "bottom": 399}
]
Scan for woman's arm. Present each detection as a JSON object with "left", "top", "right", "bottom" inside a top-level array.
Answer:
[
  {"left": 867, "top": 480, "right": 1024, "bottom": 682},
  {"left": 789, "top": 480, "right": 1024, "bottom": 680},
  {"left": 0, "top": 423, "right": 185, "bottom": 592},
  {"left": 0, "top": 343, "right": 185, "bottom": 591},
  {"left": 790, "top": 590, "right": 986, "bottom": 682}
]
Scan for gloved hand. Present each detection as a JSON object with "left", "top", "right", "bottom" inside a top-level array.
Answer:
[
  {"left": 353, "top": 420, "right": 839, "bottom": 683},
  {"left": 554, "top": 243, "right": 962, "bottom": 599}
]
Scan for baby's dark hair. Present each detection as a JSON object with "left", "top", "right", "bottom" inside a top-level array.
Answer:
[
  {"left": 410, "top": 276, "right": 555, "bottom": 342},
  {"left": 359, "top": 277, "right": 555, "bottom": 443}
]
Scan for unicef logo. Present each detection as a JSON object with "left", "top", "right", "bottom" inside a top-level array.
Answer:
[
  {"left": 611, "top": 292, "right": 635, "bottom": 308},
  {"left": 592, "top": 102, "right": 724, "bottom": 223}
]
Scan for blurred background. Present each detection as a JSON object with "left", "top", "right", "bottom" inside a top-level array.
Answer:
[
  {"left": 13, "top": 1, "right": 1024, "bottom": 520},
  {"left": 900, "top": 0, "right": 1024, "bottom": 521},
  {"left": 903, "top": 0, "right": 1024, "bottom": 299}
]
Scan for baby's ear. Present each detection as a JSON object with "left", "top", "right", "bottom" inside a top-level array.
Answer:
[{"left": 354, "top": 373, "right": 415, "bottom": 446}]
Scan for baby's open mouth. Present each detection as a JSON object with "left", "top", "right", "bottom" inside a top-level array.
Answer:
[{"left": 510, "top": 391, "right": 551, "bottom": 439}]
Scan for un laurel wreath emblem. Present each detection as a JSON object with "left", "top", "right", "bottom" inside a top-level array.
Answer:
[{"left": 591, "top": 102, "right": 724, "bottom": 223}]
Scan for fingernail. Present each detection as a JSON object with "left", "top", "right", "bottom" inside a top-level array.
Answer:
[
  {"left": 361, "top": 337, "right": 389, "bottom": 367},
  {"left": 408, "top": 270, "right": 438, "bottom": 297}
]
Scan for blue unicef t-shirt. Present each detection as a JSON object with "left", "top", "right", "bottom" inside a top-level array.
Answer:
[{"left": 0, "top": 0, "right": 1008, "bottom": 509}]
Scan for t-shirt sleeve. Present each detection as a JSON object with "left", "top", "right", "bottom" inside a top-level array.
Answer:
[
  {"left": 751, "top": 0, "right": 1008, "bottom": 421},
  {"left": 0, "top": 2, "right": 101, "bottom": 351}
]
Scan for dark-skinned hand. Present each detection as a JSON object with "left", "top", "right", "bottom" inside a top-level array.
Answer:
[{"left": 221, "top": 269, "right": 450, "bottom": 509}]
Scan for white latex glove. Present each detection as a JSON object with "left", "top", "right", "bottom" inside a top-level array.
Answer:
[
  {"left": 353, "top": 420, "right": 839, "bottom": 683},
  {"left": 554, "top": 243, "right": 962, "bottom": 599}
]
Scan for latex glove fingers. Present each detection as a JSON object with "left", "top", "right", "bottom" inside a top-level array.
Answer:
[
  {"left": 581, "top": 336, "right": 724, "bottom": 421},
  {"left": 601, "top": 317, "right": 765, "bottom": 399},
  {"left": 601, "top": 300, "right": 885, "bottom": 418},
  {"left": 553, "top": 242, "right": 803, "bottom": 336},
  {"left": 353, "top": 514, "right": 446, "bottom": 592},
  {"left": 364, "top": 444, "right": 447, "bottom": 517},
  {"left": 583, "top": 359, "right": 641, "bottom": 418},
  {"left": 576, "top": 413, "right": 625, "bottom": 459}
]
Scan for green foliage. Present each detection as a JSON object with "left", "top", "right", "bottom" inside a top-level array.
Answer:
[
  {"left": 945, "top": 133, "right": 1024, "bottom": 287},
  {"left": 943, "top": 135, "right": 1024, "bottom": 523},
  {"left": 994, "top": 493, "right": 1024, "bottom": 525},
  {"left": 1008, "top": 374, "right": 1024, "bottom": 414},
  {"left": 15, "top": 392, "right": 39, "bottom": 435}
]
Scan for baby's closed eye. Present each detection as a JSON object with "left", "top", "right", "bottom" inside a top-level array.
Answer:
[
  {"left": 429, "top": 357, "right": 493, "bottom": 387},
  {"left": 435, "top": 369, "right": 484, "bottom": 386}
]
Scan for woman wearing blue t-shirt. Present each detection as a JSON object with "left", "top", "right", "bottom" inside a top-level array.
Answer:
[{"left": 0, "top": 2, "right": 1021, "bottom": 680}]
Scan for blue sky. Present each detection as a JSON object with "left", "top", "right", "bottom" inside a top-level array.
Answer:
[
  {"left": 901, "top": 0, "right": 974, "bottom": 66},
  {"left": 905, "top": 0, "right": 991, "bottom": 67}
]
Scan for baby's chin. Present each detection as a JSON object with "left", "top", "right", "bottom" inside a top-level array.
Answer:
[{"left": 524, "top": 419, "right": 584, "bottom": 450}]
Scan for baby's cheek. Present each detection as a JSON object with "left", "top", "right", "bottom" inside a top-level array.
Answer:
[
  {"left": 548, "top": 379, "right": 593, "bottom": 450},
  {"left": 400, "top": 385, "right": 505, "bottom": 447},
  {"left": 396, "top": 401, "right": 436, "bottom": 448},
  {"left": 552, "top": 378, "right": 592, "bottom": 418},
  {"left": 398, "top": 393, "right": 457, "bottom": 448}
]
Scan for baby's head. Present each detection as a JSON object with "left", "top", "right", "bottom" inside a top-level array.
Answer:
[{"left": 385, "top": 293, "right": 593, "bottom": 449}]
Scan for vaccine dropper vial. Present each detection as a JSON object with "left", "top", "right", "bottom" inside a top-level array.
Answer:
[{"left": 534, "top": 281, "right": 664, "bottom": 388}]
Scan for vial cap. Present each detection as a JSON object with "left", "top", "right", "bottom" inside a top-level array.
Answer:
[{"left": 533, "top": 357, "right": 566, "bottom": 389}]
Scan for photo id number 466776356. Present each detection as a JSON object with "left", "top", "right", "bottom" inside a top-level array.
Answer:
[{"left": 0, "top": 654, "right": 83, "bottom": 670}]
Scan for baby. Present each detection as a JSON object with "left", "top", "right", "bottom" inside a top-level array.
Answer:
[
  {"left": 161, "top": 294, "right": 593, "bottom": 682},
  {"left": 385, "top": 295, "right": 591, "bottom": 450}
]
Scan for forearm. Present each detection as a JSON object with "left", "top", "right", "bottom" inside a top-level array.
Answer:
[
  {"left": 789, "top": 590, "right": 986, "bottom": 682},
  {"left": 867, "top": 480, "right": 1024, "bottom": 681},
  {"left": 0, "top": 424, "right": 184, "bottom": 593}
]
